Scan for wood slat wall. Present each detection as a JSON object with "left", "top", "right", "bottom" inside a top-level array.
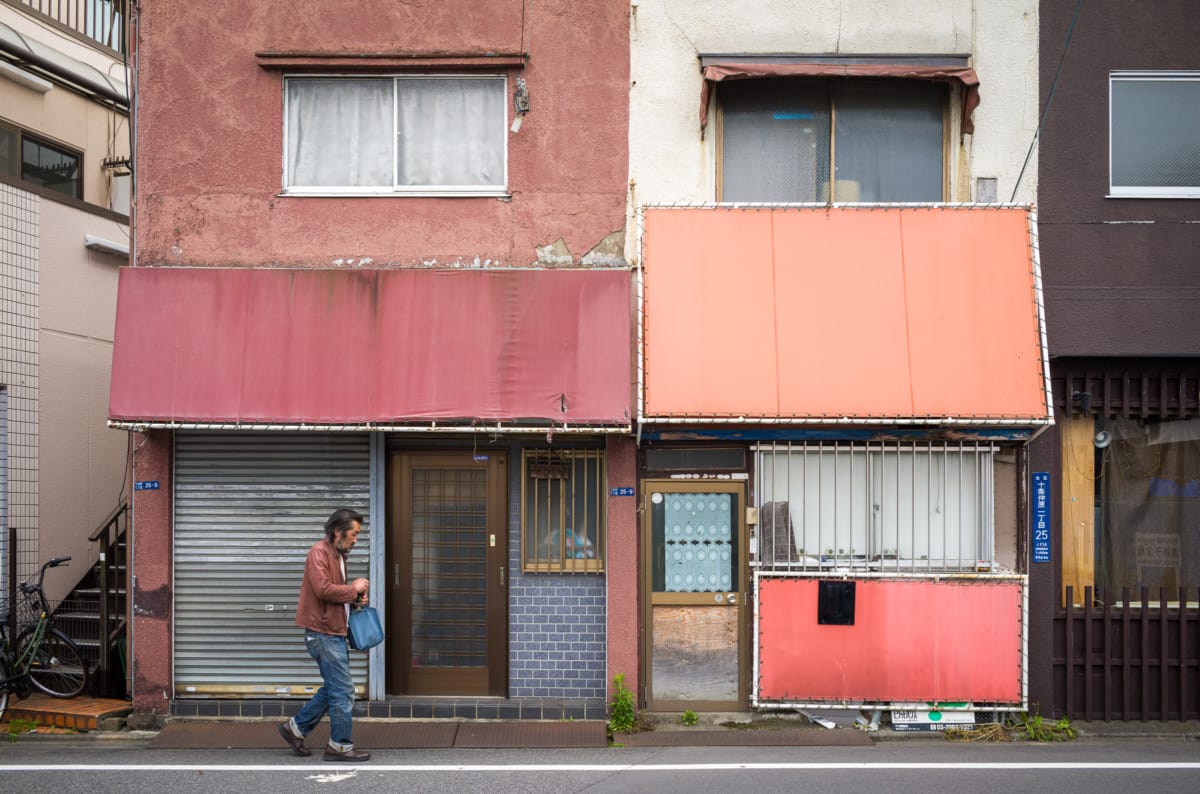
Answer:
[{"left": 1055, "top": 586, "right": 1198, "bottom": 721}]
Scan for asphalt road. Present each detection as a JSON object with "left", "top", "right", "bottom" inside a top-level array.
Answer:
[{"left": 1, "top": 734, "right": 1198, "bottom": 793}]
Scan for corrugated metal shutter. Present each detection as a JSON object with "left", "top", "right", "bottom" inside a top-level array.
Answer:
[{"left": 174, "top": 432, "right": 371, "bottom": 696}]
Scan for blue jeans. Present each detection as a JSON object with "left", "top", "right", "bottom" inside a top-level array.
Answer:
[{"left": 293, "top": 630, "right": 355, "bottom": 747}]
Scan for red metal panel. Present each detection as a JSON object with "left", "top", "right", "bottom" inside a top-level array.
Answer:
[
  {"left": 109, "top": 267, "right": 632, "bottom": 425},
  {"left": 642, "top": 206, "right": 1050, "bottom": 423},
  {"left": 758, "top": 578, "right": 1023, "bottom": 703}
]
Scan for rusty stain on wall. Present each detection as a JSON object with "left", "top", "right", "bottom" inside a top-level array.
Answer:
[{"left": 135, "top": 583, "right": 173, "bottom": 618}]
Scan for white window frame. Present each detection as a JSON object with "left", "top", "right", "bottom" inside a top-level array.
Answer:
[
  {"left": 1109, "top": 71, "right": 1200, "bottom": 199},
  {"left": 282, "top": 74, "right": 509, "bottom": 197}
]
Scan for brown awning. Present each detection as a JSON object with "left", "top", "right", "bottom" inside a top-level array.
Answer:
[{"left": 699, "top": 59, "right": 981, "bottom": 135}]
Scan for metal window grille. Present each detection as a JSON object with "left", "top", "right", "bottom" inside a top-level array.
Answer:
[
  {"left": 521, "top": 449, "right": 606, "bottom": 573},
  {"left": 754, "top": 441, "right": 995, "bottom": 575}
]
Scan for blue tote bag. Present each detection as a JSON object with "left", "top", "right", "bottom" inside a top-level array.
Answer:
[{"left": 347, "top": 605, "right": 384, "bottom": 650}]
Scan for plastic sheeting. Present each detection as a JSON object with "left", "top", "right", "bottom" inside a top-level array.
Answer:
[{"left": 109, "top": 267, "right": 632, "bottom": 427}]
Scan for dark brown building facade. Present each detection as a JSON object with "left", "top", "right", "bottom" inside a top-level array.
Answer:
[{"left": 1030, "top": 0, "right": 1200, "bottom": 720}]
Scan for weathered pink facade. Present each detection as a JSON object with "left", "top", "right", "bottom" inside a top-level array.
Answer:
[
  {"left": 135, "top": 0, "right": 629, "bottom": 267},
  {"left": 124, "top": 0, "right": 632, "bottom": 719},
  {"left": 129, "top": 430, "right": 173, "bottom": 716}
]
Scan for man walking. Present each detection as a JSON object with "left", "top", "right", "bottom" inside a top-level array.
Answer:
[{"left": 278, "top": 508, "right": 371, "bottom": 762}]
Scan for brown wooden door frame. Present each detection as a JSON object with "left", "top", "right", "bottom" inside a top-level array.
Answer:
[
  {"left": 387, "top": 451, "right": 508, "bottom": 696},
  {"left": 640, "top": 479, "right": 750, "bottom": 711}
]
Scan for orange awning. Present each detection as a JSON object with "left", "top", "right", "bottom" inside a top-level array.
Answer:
[{"left": 640, "top": 206, "right": 1050, "bottom": 425}]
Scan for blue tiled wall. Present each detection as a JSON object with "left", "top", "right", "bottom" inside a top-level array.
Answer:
[{"left": 507, "top": 469, "right": 607, "bottom": 699}]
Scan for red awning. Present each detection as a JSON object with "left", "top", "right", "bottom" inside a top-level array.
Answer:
[
  {"left": 640, "top": 206, "right": 1051, "bottom": 425},
  {"left": 699, "top": 60, "right": 981, "bottom": 135},
  {"left": 109, "top": 267, "right": 632, "bottom": 429}
]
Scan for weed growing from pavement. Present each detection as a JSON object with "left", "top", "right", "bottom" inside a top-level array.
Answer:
[{"left": 607, "top": 673, "right": 636, "bottom": 734}]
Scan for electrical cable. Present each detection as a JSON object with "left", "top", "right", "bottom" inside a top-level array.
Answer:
[{"left": 1010, "top": 0, "right": 1084, "bottom": 202}]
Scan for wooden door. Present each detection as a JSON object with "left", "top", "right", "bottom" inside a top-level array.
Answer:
[{"left": 389, "top": 452, "right": 507, "bottom": 695}]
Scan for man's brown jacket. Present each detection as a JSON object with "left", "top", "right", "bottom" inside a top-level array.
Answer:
[{"left": 294, "top": 538, "right": 358, "bottom": 636}]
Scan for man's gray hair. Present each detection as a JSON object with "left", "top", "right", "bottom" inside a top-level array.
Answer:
[{"left": 324, "top": 508, "right": 365, "bottom": 540}]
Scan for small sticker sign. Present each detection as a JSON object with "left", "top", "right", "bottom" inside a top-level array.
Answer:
[
  {"left": 134, "top": 481, "right": 160, "bottom": 491},
  {"left": 1032, "top": 471, "right": 1050, "bottom": 563},
  {"left": 609, "top": 487, "right": 634, "bottom": 497}
]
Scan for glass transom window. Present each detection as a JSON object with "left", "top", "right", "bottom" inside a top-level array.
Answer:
[
  {"left": 1109, "top": 72, "right": 1200, "bottom": 198},
  {"left": 284, "top": 75, "right": 507, "bottom": 195}
]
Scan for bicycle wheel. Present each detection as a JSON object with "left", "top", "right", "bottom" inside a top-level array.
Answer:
[
  {"left": 0, "top": 658, "right": 10, "bottom": 721},
  {"left": 16, "top": 627, "right": 89, "bottom": 698}
]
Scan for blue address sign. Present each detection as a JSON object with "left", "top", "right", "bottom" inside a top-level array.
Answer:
[{"left": 1032, "top": 471, "right": 1050, "bottom": 563}]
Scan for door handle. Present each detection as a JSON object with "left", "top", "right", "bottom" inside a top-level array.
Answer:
[
  {"left": 727, "top": 592, "right": 738, "bottom": 605},
  {"left": 500, "top": 566, "right": 505, "bottom": 588}
]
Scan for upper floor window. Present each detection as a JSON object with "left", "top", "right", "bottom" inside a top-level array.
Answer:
[
  {"left": 284, "top": 75, "right": 507, "bottom": 196},
  {"left": 0, "top": 121, "right": 83, "bottom": 200},
  {"left": 719, "top": 78, "right": 946, "bottom": 203},
  {"left": 1110, "top": 72, "right": 1200, "bottom": 199}
]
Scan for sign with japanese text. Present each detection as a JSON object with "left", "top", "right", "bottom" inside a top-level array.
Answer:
[{"left": 1032, "top": 471, "right": 1050, "bottom": 563}]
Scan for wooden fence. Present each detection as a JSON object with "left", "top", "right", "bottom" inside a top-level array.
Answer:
[{"left": 1055, "top": 586, "right": 1199, "bottom": 720}]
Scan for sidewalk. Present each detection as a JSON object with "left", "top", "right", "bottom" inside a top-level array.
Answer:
[{"left": 5, "top": 698, "right": 1198, "bottom": 746}]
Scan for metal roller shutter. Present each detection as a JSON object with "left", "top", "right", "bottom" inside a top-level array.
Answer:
[{"left": 174, "top": 432, "right": 371, "bottom": 696}]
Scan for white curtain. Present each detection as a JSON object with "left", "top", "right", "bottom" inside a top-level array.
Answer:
[
  {"left": 287, "top": 78, "right": 392, "bottom": 188},
  {"left": 396, "top": 77, "right": 504, "bottom": 187}
]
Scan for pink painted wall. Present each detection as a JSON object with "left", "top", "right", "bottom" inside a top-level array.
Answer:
[
  {"left": 758, "top": 578, "right": 1023, "bottom": 704},
  {"left": 130, "top": 431, "right": 173, "bottom": 717},
  {"left": 605, "top": 436, "right": 639, "bottom": 701},
  {"left": 133, "top": 1, "right": 630, "bottom": 268}
]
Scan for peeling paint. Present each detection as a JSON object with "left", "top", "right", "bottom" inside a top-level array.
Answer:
[
  {"left": 582, "top": 229, "right": 627, "bottom": 266},
  {"left": 135, "top": 583, "right": 172, "bottom": 618},
  {"left": 535, "top": 237, "right": 574, "bottom": 266}
]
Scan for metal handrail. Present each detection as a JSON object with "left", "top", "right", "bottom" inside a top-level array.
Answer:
[
  {"left": 4, "top": 0, "right": 127, "bottom": 55},
  {"left": 90, "top": 501, "right": 128, "bottom": 693}
]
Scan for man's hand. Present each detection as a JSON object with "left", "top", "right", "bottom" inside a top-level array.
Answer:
[{"left": 352, "top": 578, "right": 369, "bottom": 605}]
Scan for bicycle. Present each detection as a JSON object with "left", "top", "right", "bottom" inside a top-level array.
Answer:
[{"left": 0, "top": 556, "right": 90, "bottom": 720}]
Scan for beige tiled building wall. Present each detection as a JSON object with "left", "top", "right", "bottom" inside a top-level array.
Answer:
[{"left": 1, "top": 182, "right": 40, "bottom": 584}]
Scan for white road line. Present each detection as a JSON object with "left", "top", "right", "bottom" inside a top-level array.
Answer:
[{"left": 2, "top": 763, "right": 1200, "bottom": 772}]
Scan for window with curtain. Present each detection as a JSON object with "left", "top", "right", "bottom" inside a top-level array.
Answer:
[
  {"left": 284, "top": 75, "right": 507, "bottom": 194},
  {"left": 1109, "top": 72, "right": 1200, "bottom": 198},
  {"left": 719, "top": 78, "right": 945, "bottom": 203}
]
